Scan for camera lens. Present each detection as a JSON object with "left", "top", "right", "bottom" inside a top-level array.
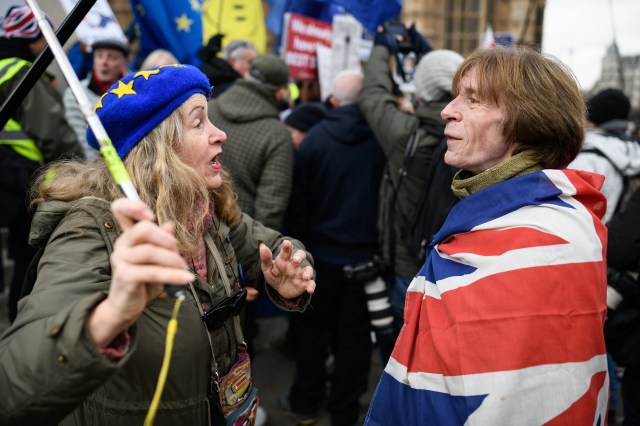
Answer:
[{"left": 364, "top": 277, "right": 393, "bottom": 329}]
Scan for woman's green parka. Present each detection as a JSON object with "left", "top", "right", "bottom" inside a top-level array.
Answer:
[{"left": 0, "top": 197, "right": 312, "bottom": 425}]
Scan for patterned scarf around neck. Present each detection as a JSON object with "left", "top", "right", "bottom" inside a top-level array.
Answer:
[{"left": 188, "top": 197, "right": 215, "bottom": 280}]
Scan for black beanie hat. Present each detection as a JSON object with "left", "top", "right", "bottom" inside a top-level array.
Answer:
[
  {"left": 587, "top": 88, "right": 631, "bottom": 125},
  {"left": 284, "top": 102, "right": 326, "bottom": 132}
]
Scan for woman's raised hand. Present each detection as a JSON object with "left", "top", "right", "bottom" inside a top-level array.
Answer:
[{"left": 259, "top": 240, "right": 316, "bottom": 299}]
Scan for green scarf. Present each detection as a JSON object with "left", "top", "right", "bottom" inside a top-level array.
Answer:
[{"left": 451, "top": 150, "right": 543, "bottom": 199}]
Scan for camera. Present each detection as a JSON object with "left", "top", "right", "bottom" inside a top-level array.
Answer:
[
  {"left": 343, "top": 257, "right": 384, "bottom": 284},
  {"left": 382, "top": 18, "right": 417, "bottom": 83},
  {"left": 343, "top": 258, "right": 395, "bottom": 349},
  {"left": 383, "top": 18, "right": 413, "bottom": 54}
]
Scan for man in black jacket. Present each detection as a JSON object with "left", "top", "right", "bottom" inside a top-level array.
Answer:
[{"left": 280, "top": 69, "right": 386, "bottom": 426}]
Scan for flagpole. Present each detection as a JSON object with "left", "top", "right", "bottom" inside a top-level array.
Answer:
[
  {"left": 25, "top": 0, "right": 139, "bottom": 201},
  {"left": 26, "top": 0, "right": 186, "bottom": 300}
]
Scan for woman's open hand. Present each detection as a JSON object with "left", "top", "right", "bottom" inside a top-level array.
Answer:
[{"left": 259, "top": 240, "right": 315, "bottom": 299}]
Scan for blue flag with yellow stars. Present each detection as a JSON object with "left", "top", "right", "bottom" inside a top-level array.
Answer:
[{"left": 130, "top": 0, "right": 203, "bottom": 66}]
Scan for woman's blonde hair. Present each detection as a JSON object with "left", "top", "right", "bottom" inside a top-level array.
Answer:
[{"left": 32, "top": 104, "right": 241, "bottom": 255}]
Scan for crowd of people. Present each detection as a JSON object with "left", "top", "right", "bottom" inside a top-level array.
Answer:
[{"left": 1, "top": 3, "right": 640, "bottom": 426}]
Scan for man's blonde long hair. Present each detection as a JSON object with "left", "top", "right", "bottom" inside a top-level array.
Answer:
[{"left": 31, "top": 106, "right": 241, "bottom": 256}]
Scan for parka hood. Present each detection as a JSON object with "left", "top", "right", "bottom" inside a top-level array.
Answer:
[{"left": 29, "top": 198, "right": 111, "bottom": 248}]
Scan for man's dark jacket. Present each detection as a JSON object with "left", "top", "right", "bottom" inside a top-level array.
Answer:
[{"left": 285, "top": 103, "right": 386, "bottom": 263}]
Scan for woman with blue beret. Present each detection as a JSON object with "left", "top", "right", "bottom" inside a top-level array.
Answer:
[{"left": 0, "top": 64, "right": 315, "bottom": 425}]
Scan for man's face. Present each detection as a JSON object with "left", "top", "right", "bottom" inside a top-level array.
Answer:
[
  {"left": 93, "top": 47, "right": 127, "bottom": 84},
  {"left": 441, "top": 67, "right": 515, "bottom": 175},
  {"left": 229, "top": 48, "right": 256, "bottom": 78}
]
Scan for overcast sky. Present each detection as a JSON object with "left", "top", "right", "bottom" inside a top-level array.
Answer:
[{"left": 541, "top": 0, "right": 640, "bottom": 91}]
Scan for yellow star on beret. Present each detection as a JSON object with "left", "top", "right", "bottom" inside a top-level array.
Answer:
[
  {"left": 110, "top": 80, "right": 137, "bottom": 98},
  {"left": 94, "top": 92, "right": 108, "bottom": 111},
  {"left": 135, "top": 69, "right": 160, "bottom": 80}
]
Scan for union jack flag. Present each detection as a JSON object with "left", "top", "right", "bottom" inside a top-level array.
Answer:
[{"left": 366, "top": 169, "right": 610, "bottom": 425}]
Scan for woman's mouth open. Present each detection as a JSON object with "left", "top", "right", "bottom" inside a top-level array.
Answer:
[{"left": 210, "top": 154, "right": 222, "bottom": 171}]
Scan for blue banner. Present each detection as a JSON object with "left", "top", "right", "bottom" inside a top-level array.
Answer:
[
  {"left": 334, "top": 0, "right": 401, "bottom": 35},
  {"left": 267, "top": 0, "right": 401, "bottom": 39}
]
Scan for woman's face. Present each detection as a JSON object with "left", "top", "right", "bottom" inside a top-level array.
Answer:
[
  {"left": 441, "top": 67, "right": 516, "bottom": 175},
  {"left": 178, "top": 94, "right": 226, "bottom": 190}
]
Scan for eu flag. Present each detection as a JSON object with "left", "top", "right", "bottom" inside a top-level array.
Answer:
[{"left": 130, "top": 0, "right": 203, "bottom": 66}]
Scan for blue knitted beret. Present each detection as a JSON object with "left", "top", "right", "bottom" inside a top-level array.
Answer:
[{"left": 87, "top": 64, "right": 212, "bottom": 158}]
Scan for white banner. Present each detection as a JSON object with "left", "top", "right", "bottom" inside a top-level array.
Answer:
[
  {"left": 58, "top": 0, "right": 125, "bottom": 46},
  {"left": 331, "top": 14, "right": 362, "bottom": 79}
]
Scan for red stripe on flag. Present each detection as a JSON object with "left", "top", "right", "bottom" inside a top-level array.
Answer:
[
  {"left": 544, "top": 371, "right": 607, "bottom": 425},
  {"left": 563, "top": 169, "right": 606, "bottom": 219},
  {"left": 562, "top": 170, "right": 609, "bottom": 260},
  {"left": 393, "top": 262, "right": 607, "bottom": 376},
  {"left": 438, "top": 228, "right": 568, "bottom": 257}
]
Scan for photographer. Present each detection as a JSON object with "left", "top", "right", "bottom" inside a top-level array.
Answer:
[
  {"left": 607, "top": 184, "right": 640, "bottom": 425},
  {"left": 358, "top": 21, "right": 463, "bottom": 341}
]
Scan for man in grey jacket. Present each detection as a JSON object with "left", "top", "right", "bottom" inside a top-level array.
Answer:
[
  {"left": 208, "top": 54, "right": 293, "bottom": 363},
  {"left": 359, "top": 29, "right": 463, "bottom": 346},
  {"left": 208, "top": 54, "right": 293, "bottom": 231}
]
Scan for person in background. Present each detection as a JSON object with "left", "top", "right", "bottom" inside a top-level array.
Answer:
[
  {"left": 359, "top": 24, "right": 462, "bottom": 346},
  {"left": 208, "top": 53, "right": 293, "bottom": 231},
  {"left": 66, "top": 40, "right": 92, "bottom": 79},
  {"left": 63, "top": 38, "right": 130, "bottom": 158},
  {"left": 139, "top": 48, "right": 178, "bottom": 70},
  {"left": 0, "top": 5, "right": 84, "bottom": 323},
  {"left": 208, "top": 53, "right": 293, "bottom": 374},
  {"left": 280, "top": 69, "right": 386, "bottom": 426},
  {"left": 0, "top": 64, "right": 315, "bottom": 425},
  {"left": 567, "top": 88, "right": 640, "bottom": 422},
  {"left": 199, "top": 34, "right": 257, "bottom": 98},
  {"left": 283, "top": 102, "right": 326, "bottom": 150},
  {"left": 365, "top": 47, "right": 609, "bottom": 425},
  {"left": 606, "top": 184, "right": 640, "bottom": 426},
  {"left": 569, "top": 88, "right": 640, "bottom": 223}
]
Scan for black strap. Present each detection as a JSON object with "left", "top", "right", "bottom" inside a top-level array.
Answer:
[
  {"left": 386, "top": 122, "right": 445, "bottom": 278},
  {"left": 405, "top": 136, "right": 458, "bottom": 262},
  {"left": 581, "top": 147, "right": 624, "bottom": 176},
  {"left": 581, "top": 147, "right": 628, "bottom": 214}
]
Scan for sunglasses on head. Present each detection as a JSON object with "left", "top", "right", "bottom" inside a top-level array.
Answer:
[{"left": 202, "top": 288, "right": 247, "bottom": 331}]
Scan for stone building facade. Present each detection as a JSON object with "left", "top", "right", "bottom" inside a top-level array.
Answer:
[{"left": 591, "top": 43, "right": 640, "bottom": 111}]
